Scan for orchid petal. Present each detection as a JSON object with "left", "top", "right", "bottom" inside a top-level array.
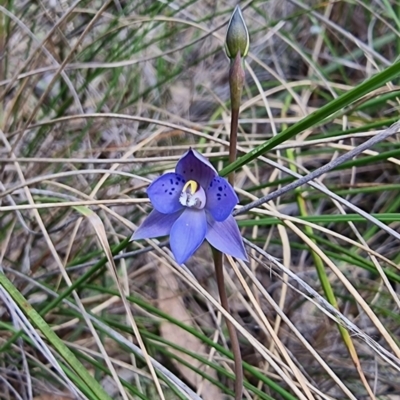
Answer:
[
  {"left": 131, "top": 209, "right": 182, "bottom": 240},
  {"left": 170, "top": 208, "right": 207, "bottom": 264},
  {"left": 147, "top": 173, "right": 185, "bottom": 214},
  {"left": 175, "top": 149, "right": 217, "bottom": 188},
  {"left": 206, "top": 214, "right": 247, "bottom": 260},
  {"left": 206, "top": 176, "right": 238, "bottom": 221}
]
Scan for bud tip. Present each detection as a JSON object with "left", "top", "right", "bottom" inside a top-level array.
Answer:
[{"left": 225, "top": 5, "right": 249, "bottom": 59}]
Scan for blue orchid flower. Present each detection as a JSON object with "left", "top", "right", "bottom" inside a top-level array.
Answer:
[{"left": 131, "top": 148, "right": 248, "bottom": 264}]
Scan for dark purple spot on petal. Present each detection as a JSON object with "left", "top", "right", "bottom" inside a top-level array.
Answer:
[
  {"left": 147, "top": 172, "right": 184, "bottom": 214},
  {"left": 205, "top": 176, "right": 238, "bottom": 221}
]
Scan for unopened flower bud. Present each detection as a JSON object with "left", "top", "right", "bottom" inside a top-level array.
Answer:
[{"left": 225, "top": 5, "right": 249, "bottom": 59}]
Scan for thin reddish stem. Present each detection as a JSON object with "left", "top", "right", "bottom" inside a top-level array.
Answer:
[{"left": 213, "top": 250, "right": 243, "bottom": 400}]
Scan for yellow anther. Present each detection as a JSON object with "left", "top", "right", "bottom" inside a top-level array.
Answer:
[{"left": 182, "top": 180, "right": 198, "bottom": 194}]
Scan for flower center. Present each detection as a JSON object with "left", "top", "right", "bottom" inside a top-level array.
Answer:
[{"left": 179, "top": 180, "right": 206, "bottom": 209}]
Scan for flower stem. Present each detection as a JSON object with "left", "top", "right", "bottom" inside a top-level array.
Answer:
[
  {"left": 222, "top": 49, "right": 245, "bottom": 400},
  {"left": 228, "top": 52, "right": 244, "bottom": 185},
  {"left": 228, "top": 108, "right": 239, "bottom": 185},
  {"left": 213, "top": 249, "right": 243, "bottom": 400},
  {"left": 216, "top": 23, "right": 246, "bottom": 398}
]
